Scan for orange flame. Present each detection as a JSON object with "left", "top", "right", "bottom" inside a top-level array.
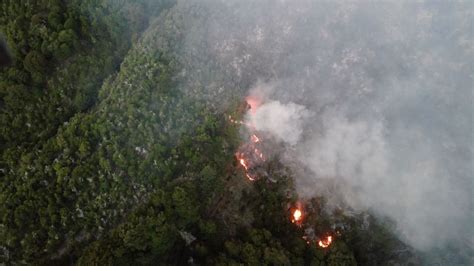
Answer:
[
  {"left": 246, "top": 173, "right": 255, "bottom": 181},
  {"left": 318, "top": 236, "right": 333, "bottom": 248},
  {"left": 291, "top": 208, "right": 304, "bottom": 224},
  {"left": 236, "top": 152, "right": 255, "bottom": 181},
  {"left": 239, "top": 158, "right": 249, "bottom": 170},
  {"left": 254, "top": 148, "right": 265, "bottom": 161},
  {"left": 228, "top": 115, "right": 252, "bottom": 127},
  {"left": 251, "top": 134, "right": 260, "bottom": 143},
  {"left": 293, "top": 209, "right": 302, "bottom": 221},
  {"left": 246, "top": 96, "right": 262, "bottom": 114},
  {"left": 230, "top": 98, "right": 266, "bottom": 182}
]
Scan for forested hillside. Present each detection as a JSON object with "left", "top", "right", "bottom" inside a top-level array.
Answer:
[{"left": 2, "top": 0, "right": 467, "bottom": 265}]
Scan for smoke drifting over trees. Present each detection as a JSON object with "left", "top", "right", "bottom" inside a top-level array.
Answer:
[
  {"left": 1, "top": 0, "right": 471, "bottom": 264},
  {"left": 178, "top": 0, "right": 473, "bottom": 254}
]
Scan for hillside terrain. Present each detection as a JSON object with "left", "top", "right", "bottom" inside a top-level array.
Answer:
[{"left": 1, "top": 1, "right": 471, "bottom": 265}]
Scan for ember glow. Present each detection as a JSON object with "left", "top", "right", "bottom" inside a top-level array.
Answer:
[
  {"left": 254, "top": 148, "right": 264, "bottom": 160},
  {"left": 239, "top": 158, "right": 249, "bottom": 170},
  {"left": 292, "top": 209, "right": 302, "bottom": 222},
  {"left": 318, "top": 236, "right": 333, "bottom": 248},
  {"left": 230, "top": 99, "right": 268, "bottom": 182},
  {"left": 291, "top": 203, "right": 304, "bottom": 225},
  {"left": 232, "top": 99, "right": 339, "bottom": 248},
  {"left": 245, "top": 96, "right": 262, "bottom": 114},
  {"left": 245, "top": 173, "right": 255, "bottom": 181},
  {"left": 235, "top": 134, "right": 265, "bottom": 181},
  {"left": 228, "top": 115, "right": 250, "bottom": 126},
  {"left": 251, "top": 134, "right": 260, "bottom": 143}
]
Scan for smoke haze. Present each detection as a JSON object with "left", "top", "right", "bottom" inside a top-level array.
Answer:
[
  {"left": 247, "top": 100, "right": 311, "bottom": 145},
  {"left": 174, "top": 0, "right": 473, "bottom": 258}
]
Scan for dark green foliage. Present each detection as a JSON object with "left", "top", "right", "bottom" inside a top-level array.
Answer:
[{"left": 0, "top": 1, "right": 415, "bottom": 265}]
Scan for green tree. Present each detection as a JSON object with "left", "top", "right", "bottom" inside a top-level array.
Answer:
[
  {"left": 172, "top": 186, "right": 198, "bottom": 227},
  {"left": 23, "top": 50, "right": 47, "bottom": 74}
]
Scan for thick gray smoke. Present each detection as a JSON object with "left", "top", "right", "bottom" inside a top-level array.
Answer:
[{"left": 177, "top": 0, "right": 473, "bottom": 256}]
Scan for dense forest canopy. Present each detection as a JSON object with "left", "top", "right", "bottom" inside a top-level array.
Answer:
[{"left": 1, "top": 0, "right": 472, "bottom": 265}]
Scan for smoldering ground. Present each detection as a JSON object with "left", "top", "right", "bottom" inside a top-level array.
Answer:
[{"left": 173, "top": 0, "right": 473, "bottom": 261}]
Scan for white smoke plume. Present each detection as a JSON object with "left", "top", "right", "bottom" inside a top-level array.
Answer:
[
  {"left": 247, "top": 100, "right": 311, "bottom": 145},
  {"left": 175, "top": 0, "right": 473, "bottom": 259},
  {"left": 251, "top": 93, "right": 472, "bottom": 251}
]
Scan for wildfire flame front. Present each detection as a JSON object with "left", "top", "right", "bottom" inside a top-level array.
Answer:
[
  {"left": 291, "top": 208, "right": 304, "bottom": 225},
  {"left": 239, "top": 157, "right": 249, "bottom": 170},
  {"left": 251, "top": 134, "right": 260, "bottom": 143},
  {"left": 318, "top": 236, "right": 333, "bottom": 248},
  {"left": 293, "top": 209, "right": 302, "bottom": 222},
  {"left": 230, "top": 102, "right": 267, "bottom": 182}
]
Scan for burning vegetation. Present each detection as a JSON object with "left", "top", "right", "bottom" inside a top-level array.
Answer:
[
  {"left": 318, "top": 236, "right": 333, "bottom": 248},
  {"left": 230, "top": 98, "right": 334, "bottom": 249},
  {"left": 291, "top": 202, "right": 304, "bottom": 226},
  {"left": 229, "top": 97, "right": 268, "bottom": 182},
  {"left": 292, "top": 209, "right": 302, "bottom": 223},
  {"left": 290, "top": 205, "right": 334, "bottom": 249},
  {"left": 234, "top": 133, "right": 266, "bottom": 182}
]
